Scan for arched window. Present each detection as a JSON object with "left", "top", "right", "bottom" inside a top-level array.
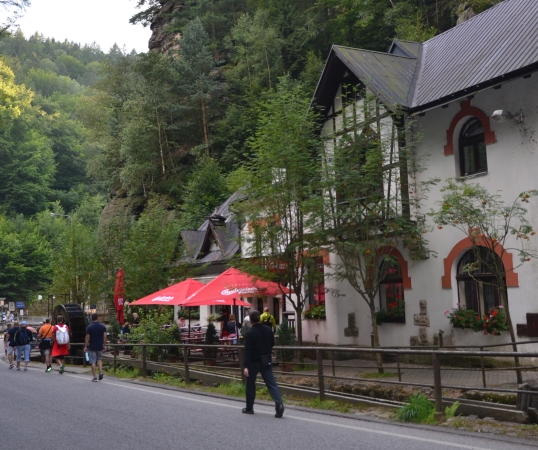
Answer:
[
  {"left": 456, "top": 248, "right": 504, "bottom": 314},
  {"left": 379, "top": 258, "right": 405, "bottom": 323},
  {"left": 459, "top": 118, "right": 487, "bottom": 176}
]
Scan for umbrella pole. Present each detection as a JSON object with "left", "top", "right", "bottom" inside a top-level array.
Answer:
[{"left": 189, "top": 307, "right": 191, "bottom": 338}]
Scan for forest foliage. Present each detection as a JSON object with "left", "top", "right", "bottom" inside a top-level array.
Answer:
[{"left": 0, "top": 0, "right": 501, "bottom": 304}]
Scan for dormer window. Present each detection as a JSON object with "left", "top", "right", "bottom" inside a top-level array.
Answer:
[{"left": 459, "top": 118, "right": 487, "bottom": 176}]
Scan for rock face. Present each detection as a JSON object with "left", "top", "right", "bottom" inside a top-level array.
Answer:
[
  {"left": 456, "top": 2, "right": 476, "bottom": 24},
  {"left": 99, "top": 193, "right": 145, "bottom": 228},
  {"left": 149, "top": 1, "right": 183, "bottom": 54}
]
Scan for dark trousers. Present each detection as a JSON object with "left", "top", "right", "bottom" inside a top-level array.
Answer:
[{"left": 245, "top": 361, "right": 282, "bottom": 410}]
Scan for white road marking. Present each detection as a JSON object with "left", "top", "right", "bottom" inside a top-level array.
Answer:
[{"left": 66, "top": 374, "right": 527, "bottom": 450}]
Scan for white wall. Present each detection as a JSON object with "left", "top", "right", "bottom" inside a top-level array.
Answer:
[{"left": 315, "top": 73, "right": 538, "bottom": 355}]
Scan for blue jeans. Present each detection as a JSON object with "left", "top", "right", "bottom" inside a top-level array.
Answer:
[
  {"left": 16, "top": 344, "right": 31, "bottom": 362},
  {"left": 246, "top": 362, "right": 282, "bottom": 411}
]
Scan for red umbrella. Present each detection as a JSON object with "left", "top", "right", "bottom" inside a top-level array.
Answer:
[
  {"left": 113, "top": 268, "right": 126, "bottom": 325},
  {"left": 181, "top": 268, "right": 287, "bottom": 307},
  {"left": 130, "top": 279, "right": 205, "bottom": 306}
]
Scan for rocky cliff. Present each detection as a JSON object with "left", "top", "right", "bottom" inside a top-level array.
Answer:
[{"left": 148, "top": 1, "right": 182, "bottom": 54}]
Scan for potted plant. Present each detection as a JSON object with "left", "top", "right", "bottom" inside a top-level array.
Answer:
[
  {"left": 204, "top": 322, "right": 219, "bottom": 365},
  {"left": 375, "top": 300, "right": 406, "bottom": 325},
  {"left": 445, "top": 306, "right": 508, "bottom": 335},
  {"left": 303, "top": 304, "right": 326, "bottom": 320},
  {"left": 276, "top": 317, "right": 295, "bottom": 372}
]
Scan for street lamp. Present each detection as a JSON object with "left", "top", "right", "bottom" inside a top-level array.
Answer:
[{"left": 50, "top": 213, "right": 77, "bottom": 304}]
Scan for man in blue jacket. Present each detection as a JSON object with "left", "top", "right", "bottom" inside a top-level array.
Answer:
[{"left": 243, "top": 309, "right": 284, "bottom": 418}]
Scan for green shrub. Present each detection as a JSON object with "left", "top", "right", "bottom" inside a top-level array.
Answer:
[
  {"left": 397, "top": 393, "right": 434, "bottom": 423},
  {"left": 276, "top": 317, "right": 295, "bottom": 363}
]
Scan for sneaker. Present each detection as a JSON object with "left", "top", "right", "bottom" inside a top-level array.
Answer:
[
  {"left": 275, "top": 403, "right": 285, "bottom": 418},
  {"left": 23, "top": 368, "right": 27, "bottom": 372},
  {"left": 92, "top": 377, "right": 98, "bottom": 382},
  {"left": 16, "top": 367, "right": 20, "bottom": 371},
  {"left": 59, "top": 364, "right": 65, "bottom": 374},
  {"left": 242, "top": 408, "right": 254, "bottom": 415},
  {"left": 9, "top": 364, "right": 13, "bottom": 369},
  {"left": 46, "top": 366, "right": 52, "bottom": 373},
  {"left": 98, "top": 372, "right": 103, "bottom": 381}
]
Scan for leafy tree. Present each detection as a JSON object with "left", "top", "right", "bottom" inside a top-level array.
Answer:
[
  {"left": 178, "top": 156, "right": 229, "bottom": 230},
  {"left": 175, "top": 17, "right": 220, "bottom": 154},
  {"left": 320, "top": 90, "right": 433, "bottom": 373},
  {"left": 226, "top": 10, "right": 283, "bottom": 91},
  {"left": 235, "top": 77, "right": 323, "bottom": 347},
  {"left": 0, "top": 0, "right": 30, "bottom": 36},
  {"left": 121, "top": 199, "right": 181, "bottom": 301},
  {"left": 0, "top": 214, "right": 51, "bottom": 302},
  {"left": 429, "top": 179, "right": 538, "bottom": 383}
]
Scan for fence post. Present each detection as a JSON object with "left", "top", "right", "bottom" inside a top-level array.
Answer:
[
  {"left": 331, "top": 350, "right": 335, "bottom": 377},
  {"left": 239, "top": 347, "right": 246, "bottom": 384},
  {"left": 183, "top": 344, "right": 190, "bottom": 383},
  {"left": 480, "top": 346, "right": 486, "bottom": 388},
  {"left": 396, "top": 354, "right": 401, "bottom": 382},
  {"left": 432, "top": 353, "right": 444, "bottom": 418},
  {"left": 317, "top": 348, "right": 325, "bottom": 401},
  {"left": 142, "top": 345, "right": 147, "bottom": 378},
  {"left": 113, "top": 344, "right": 117, "bottom": 374}
]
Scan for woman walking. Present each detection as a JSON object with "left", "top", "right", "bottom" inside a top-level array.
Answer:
[{"left": 51, "top": 315, "right": 70, "bottom": 374}]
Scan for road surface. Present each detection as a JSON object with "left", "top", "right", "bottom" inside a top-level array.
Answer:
[{"left": 2, "top": 364, "right": 536, "bottom": 450}]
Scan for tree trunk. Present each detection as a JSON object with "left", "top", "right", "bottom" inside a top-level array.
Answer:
[
  {"left": 201, "top": 98, "right": 210, "bottom": 155},
  {"left": 370, "top": 301, "right": 384, "bottom": 374},
  {"left": 295, "top": 307, "right": 304, "bottom": 363},
  {"left": 500, "top": 286, "right": 522, "bottom": 383}
]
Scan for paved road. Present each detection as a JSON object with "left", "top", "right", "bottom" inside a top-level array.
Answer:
[{"left": 2, "top": 364, "right": 536, "bottom": 450}]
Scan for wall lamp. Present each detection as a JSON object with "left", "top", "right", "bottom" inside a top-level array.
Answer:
[{"left": 490, "top": 109, "right": 524, "bottom": 124}]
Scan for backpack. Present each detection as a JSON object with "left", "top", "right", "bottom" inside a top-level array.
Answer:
[
  {"left": 15, "top": 329, "right": 30, "bottom": 346},
  {"left": 56, "top": 325, "right": 70, "bottom": 345},
  {"left": 262, "top": 316, "right": 273, "bottom": 328}
]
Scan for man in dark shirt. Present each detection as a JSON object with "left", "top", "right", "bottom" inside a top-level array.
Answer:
[
  {"left": 6, "top": 322, "right": 18, "bottom": 369},
  {"left": 243, "top": 310, "right": 284, "bottom": 418},
  {"left": 84, "top": 313, "right": 107, "bottom": 382}
]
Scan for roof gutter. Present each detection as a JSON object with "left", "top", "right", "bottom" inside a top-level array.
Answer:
[{"left": 407, "top": 62, "right": 538, "bottom": 117}]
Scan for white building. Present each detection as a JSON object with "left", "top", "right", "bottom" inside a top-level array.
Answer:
[{"left": 301, "top": 0, "right": 538, "bottom": 351}]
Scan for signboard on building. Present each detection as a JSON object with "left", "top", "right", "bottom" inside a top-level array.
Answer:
[
  {"left": 9, "top": 302, "right": 15, "bottom": 311},
  {"left": 16, "top": 301, "right": 25, "bottom": 309}
]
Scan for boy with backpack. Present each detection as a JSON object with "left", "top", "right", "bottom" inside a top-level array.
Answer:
[
  {"left": 15, "top": 321, "right": 33, "bottom": 371},
  {"left": 52, "top": 315, "right": 70, "bottom": 374}
]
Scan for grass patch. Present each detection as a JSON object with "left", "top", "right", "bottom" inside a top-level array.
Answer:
[
  {"left": 295, "top": 364, "right": 318, "bottom": 371},
  {"left": 397, "top": 394, "right": 461, "bottom": 424},
  {"left": 397, "top": 393, "right": 435, "bottom": 424},
  {"left": 361, "top": 372, "right": 398, "bottom": 379},
  {"left": 208, "top": 381, "right": 246, "bottom": 397},
  {"left": 300, "top": 398, "right": 352, "bottom": 413},
  {"left": 111, "top": 366, "right": 140, "bottom": 379}
]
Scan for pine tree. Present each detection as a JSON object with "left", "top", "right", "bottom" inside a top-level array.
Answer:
[{"left": 175, "top": 17, "right": 220, "bottom": 155}]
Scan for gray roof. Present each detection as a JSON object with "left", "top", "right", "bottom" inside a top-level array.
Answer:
[
  {"left": 314, "top": 0, "right": 538, "bottom": 113},
  {"left": 413, "top": 0, "right": 538, "bottom": 108},
  {"left": 179, "top": 190, "right": 242, "bottom": 265},
  {"left": 334, "top": 46, "right": 417, "bottom": 107}
]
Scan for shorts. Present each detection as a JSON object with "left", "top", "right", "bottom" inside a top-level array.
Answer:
[
  {"left": 41, "top": 348, "right": 51, "bottom": 356},
  {"left": 87, "top": 351, "right": 103, "bottom": 364},
  {"left": 7, "top": 345, "right": 15, "bottom": 355},
  {"left": 16, "top": 344, "right": 31, "bottom": 362}
]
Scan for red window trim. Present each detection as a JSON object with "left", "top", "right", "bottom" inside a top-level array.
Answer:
[
  {"left": 444, "top": 100, "right": 496, "bottom": 156},
  {"left": 442, "top": 237, "right": 518, "bottom": 289}
]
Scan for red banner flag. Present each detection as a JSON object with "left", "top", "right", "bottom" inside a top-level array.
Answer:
[{"left": 113, "top": 268, "right": 125, "bottom": 325}]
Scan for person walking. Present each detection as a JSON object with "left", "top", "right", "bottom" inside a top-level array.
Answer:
[
  {"left": 260, "top": 307, "right": 277, "bottom": 332},
  {"left": 15, "top": 321, "right": 33, "bottom": 371},
  {"left": 51, "top": 315, "right": 70, "bottom": 374},
  {"left": 84, "top": 313, "right": 107, "bottom": 382},
  {"left": 6, "top": 322, "right": 18, "bottom": 369},
  {"left": 242, "top": 309, "right": 284, "bottom": 418},
  {"left": 4, "top": 323, "right": 12, "bottom": 361},
  {"left": 38, "top": 318, "right": 54, "bottom": 372}
]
